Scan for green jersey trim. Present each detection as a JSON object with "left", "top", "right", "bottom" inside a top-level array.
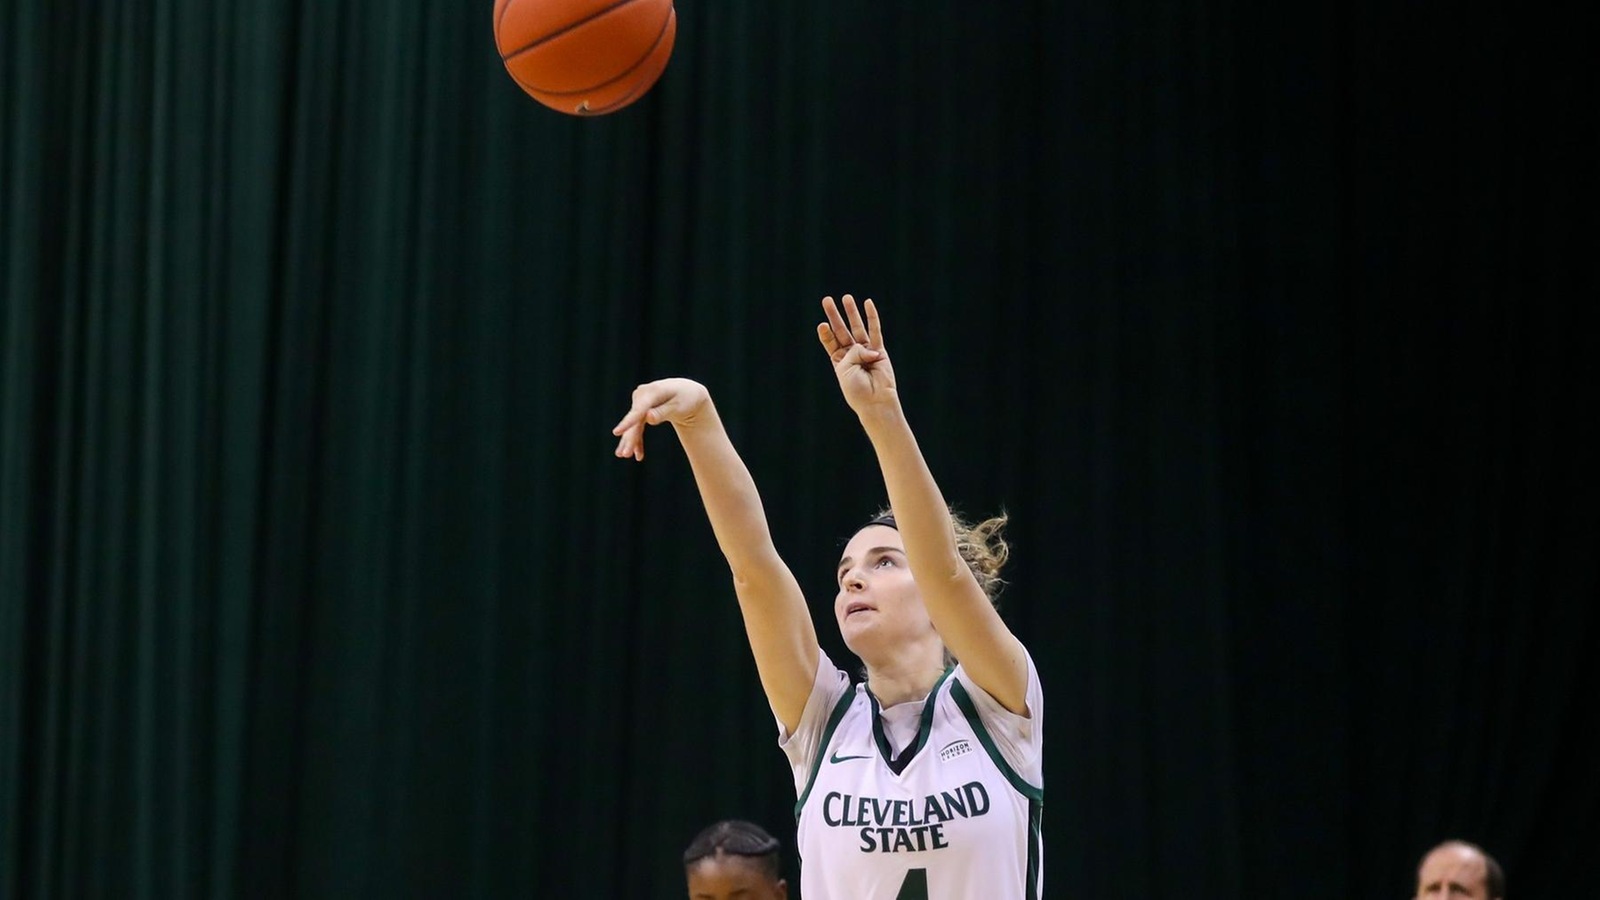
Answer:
[
  {"left": 794, "top": 687, "right": 857, "bottom": 819},
  {"left": 867, "top": 666, "right": 955, "bottom": 775},
  {"left": 949, "top": 679, "right": 1043, "bottom": 800},
  {"left": 951, "top": 678, "right": 1045, "bottom": 900}
]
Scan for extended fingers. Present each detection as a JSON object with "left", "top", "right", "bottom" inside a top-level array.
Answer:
[
  {"left": 821, "top": 296, "right": 852, "bottom": 347},
  {"left": 817, "top": 321, "right": 842, "bottom": 357},
  {"left": 819, "top": 295, "right": 887, "bottom": 364},
  {"left": 612, "top": 403, "right": 648, "bottom": 435},
  {"left": 614, "top": 421, "right": 646, "bottom": 460},
  {"left": 842, "top": 294, "right": 871, "bottom": 345},
  {"left": 611, "top": 411, "right": 634, "bottom": 435},
  {"left": 612, "top": 383, "right": 671, "bottom": 454},
  {"left": 612, "top": 399, "right": 646, "bottom": 460}
]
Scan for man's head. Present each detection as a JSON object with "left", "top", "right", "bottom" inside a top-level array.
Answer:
[{"left": 1415, "top": 840, "right": 1505, "bottom": 900}]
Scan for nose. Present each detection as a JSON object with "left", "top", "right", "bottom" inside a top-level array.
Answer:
[{"left": 842, "top": 568, "right": 866, "bottom": 592}]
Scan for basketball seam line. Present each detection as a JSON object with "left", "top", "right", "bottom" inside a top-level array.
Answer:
[
  {"left": 530, "top": 6, "right": 671, "bottom": 102},
  {"left": 580, "top": 8, "right": 672, "bottom": 113},
  {"left": 499, "top": 0, "right": 648, "bottom": 62}
]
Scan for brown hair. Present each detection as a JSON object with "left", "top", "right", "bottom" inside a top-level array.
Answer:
[{"left": 866, "top": 507, "right": 1011, "bottom": 607}]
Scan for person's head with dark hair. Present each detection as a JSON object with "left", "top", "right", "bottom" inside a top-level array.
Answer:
[
  {"left": 1415, "top": 839, "right": 1505, "bottom": 900},
  {"left": 683, "top": 819, "right": 788, "bottom": 900}
]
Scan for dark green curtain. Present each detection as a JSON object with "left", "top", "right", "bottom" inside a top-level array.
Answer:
[{"left": 3, "top": 0, "right": 1594, "bottom": 897}]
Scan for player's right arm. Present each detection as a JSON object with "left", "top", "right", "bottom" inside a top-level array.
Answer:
[{"left": 613, "top": 378, "right": 819, "bottom": 733}]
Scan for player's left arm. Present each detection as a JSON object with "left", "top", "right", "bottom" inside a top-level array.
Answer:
[
  {"left": 861, "top": 407, "right": 1030, "bottom": 715},
  {"left": 818, "top": 295, "right": 1031, "bottom": 715}
]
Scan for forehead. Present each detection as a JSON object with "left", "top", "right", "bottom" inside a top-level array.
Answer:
[
  {"left": 840, "top": 525, "right": 903, "bottom": 560},
  {"left": 1419, "top": 847, "right": 1487, "bottom": 886},
  {"left": 685, "top": 854, "right": 776, "bottom": 892}
]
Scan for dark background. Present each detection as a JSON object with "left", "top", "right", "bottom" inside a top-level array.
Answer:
[{"left": 3, "top": 0, "right": 1596, "bottom": 897}]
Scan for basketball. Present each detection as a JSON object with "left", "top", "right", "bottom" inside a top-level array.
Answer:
[{"left": 494, "top": 0, "right": 677, "bottom": 116}]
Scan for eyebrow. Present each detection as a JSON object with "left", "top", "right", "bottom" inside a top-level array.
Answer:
[{"left": 836, "top": 546, "right": 905, "bottom": 577}]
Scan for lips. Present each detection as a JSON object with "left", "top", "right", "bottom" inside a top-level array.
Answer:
[{"left": 845, "top": 601, "right": 876, "bottom": 618}]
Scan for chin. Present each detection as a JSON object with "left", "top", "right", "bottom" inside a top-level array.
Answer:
[{"left": 839, "top": 622, "right": 889, "bottom": 659}]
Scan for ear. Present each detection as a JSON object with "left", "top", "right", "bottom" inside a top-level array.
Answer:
[{"left": 776, "top": 878, "right": 789, "bottom": 899}]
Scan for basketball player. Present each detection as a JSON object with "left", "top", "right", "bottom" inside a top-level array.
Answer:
[
  {"left": 614, "top": 295, "right": 1043, "bottom": 898},
  {"left": 683, "top": 819, "right": 789, "bottom": 900}
]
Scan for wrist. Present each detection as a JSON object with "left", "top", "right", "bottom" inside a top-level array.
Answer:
[
  {"left": 674, "top": 396, "right": 721, "bottom": 432},
  {"left": 855, "top": 399, "right": 906, "bottom": 431}
]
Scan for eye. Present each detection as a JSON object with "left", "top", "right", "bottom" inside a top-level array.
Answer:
[{"left": 875, "top": 556, "right": 895, "bottom": 569}]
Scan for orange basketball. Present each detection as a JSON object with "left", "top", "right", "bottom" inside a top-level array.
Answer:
[{"left": 494, "top": 0, "right": 676, "bottom": 116}]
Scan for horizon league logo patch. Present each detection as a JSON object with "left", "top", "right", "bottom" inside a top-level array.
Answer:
[
  {"left": 822, "top": 781, "right": 992, "bottom": 853},
  {"left": 938, "top": 739, "right": 972, "bottom": 761}
]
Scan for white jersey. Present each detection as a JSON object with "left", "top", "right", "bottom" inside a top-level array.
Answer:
[{"left": 779, "top": 650, "right": 1044, "bottom": 900}]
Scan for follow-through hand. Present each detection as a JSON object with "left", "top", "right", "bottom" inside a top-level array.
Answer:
[
  {"left": 611, "top": 377, "right": 710, "bottom": 461},
  {"left": 817, "top": 294, "right": 897, "bottom": 413}
]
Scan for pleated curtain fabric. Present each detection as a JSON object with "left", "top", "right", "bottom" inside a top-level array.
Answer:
[{"left": 2, "top": 1, "right": 1595, "bottom": 897}]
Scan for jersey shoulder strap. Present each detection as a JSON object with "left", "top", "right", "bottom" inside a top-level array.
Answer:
[
  {"left": 794, "top": 687, "right": 858, "bottom": 818},
  {"left": 949, "top": 679, "right": 1044, "bottom": 801}
]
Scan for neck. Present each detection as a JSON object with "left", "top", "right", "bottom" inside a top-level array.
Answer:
[{"left": 864, "top": 647, "right": 948, "bottom": 707}]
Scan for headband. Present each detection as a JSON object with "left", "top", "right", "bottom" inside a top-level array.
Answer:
[{"left": 863, "top": 513, "right": 897, "bottom": 530}]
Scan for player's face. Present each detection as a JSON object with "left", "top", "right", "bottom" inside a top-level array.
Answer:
[
  {"left": 834, "top": 525, "right": 933, "bottom": 652},
  {"left": 1415, "top": 846, "right": 1491, "bottom": 899},
  {"left": 685, "top": 855, "right": 788, "bottom": 900}
]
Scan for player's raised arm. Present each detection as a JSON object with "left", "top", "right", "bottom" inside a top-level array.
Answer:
[
  {"left": 612, "top": 377, "right": 819, "bottom": 731},
  {"left": 817, "top": 296, "right": 1031, "bottom": 715}
]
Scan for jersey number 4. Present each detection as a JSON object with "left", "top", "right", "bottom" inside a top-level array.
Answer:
[{"left": 895, "top": 868, "right": 928, "bottom": 899}]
